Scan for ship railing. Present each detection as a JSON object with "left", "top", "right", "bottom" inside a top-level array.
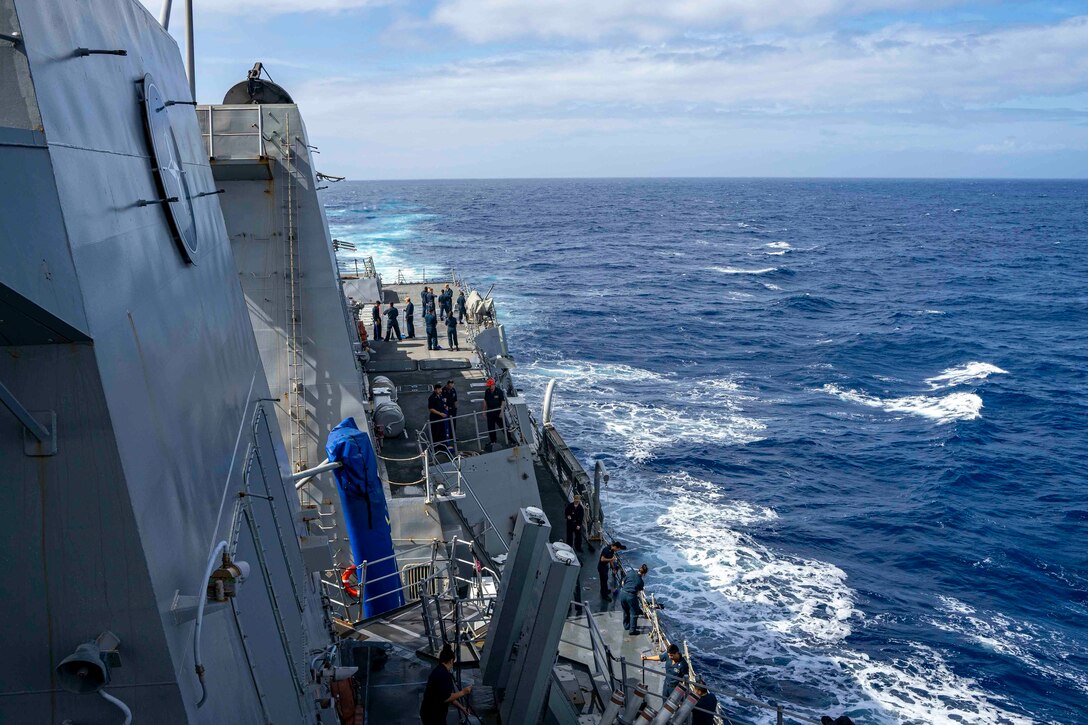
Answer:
[
  {"left": 197, "top": 105, "right": 266, "bottom": 160},
  {"left": 534, "top": 421, "right": 604, "bottom": 537},
  {"left": 336, "top": 255, "right": 378, "bottom": 279},
  {"left": 562, "top": 600, "right": 824, "bottom": 725},
  {"left": 320, "top": 552, "right": 436, "bottom": 623},
  {"left": 416, "top": 535, "right": 500, "bottom": 658},
  {"left": 416, "top": 406, "right": 525, "bottom": 462},
  {"left": 422, "top": 455, "right": 511, "bottom": 567}
]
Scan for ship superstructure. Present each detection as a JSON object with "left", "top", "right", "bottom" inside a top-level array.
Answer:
[{"left": 1, "top": 2, "right": 841, "bottom": 723}]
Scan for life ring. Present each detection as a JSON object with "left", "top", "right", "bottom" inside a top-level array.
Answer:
[{"left": 341, "top": 566, "right": 360, "bottom": 599}]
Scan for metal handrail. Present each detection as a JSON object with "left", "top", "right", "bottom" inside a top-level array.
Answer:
[{"left": 418, "top": 406, "right": 524, "bottom": 460}]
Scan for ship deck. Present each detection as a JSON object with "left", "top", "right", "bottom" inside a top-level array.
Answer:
[{"left": 352, "top": 282, "right": 668, "bottom": 721}]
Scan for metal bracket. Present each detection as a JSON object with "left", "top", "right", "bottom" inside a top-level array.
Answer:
[
  {"left": 170, "top": 590, "right": 227, "bottom": 625},
  {"left": 192, "top": 189, "right": 225, "bottom": 199},
  {"left": 137, "top": 195, "right": 178, "bottom": 207},
  {"left": 0, "top": 32, "right": 22, "bottom": 45},
  {"left": 75, "top": 48, "right": 128, "bottom": 57},
  {"left": 0, "top": 380, "right": 57, "bottom": 456},
  {"left": 23, "top": 411, "right": 56, "bottom": 456}
]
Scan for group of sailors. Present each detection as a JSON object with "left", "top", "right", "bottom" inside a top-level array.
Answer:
[
  {"left": 426, "top": 377, "right": 508, "bottom": 451},
  {"left": 364, "top": 284, "right": 469, "bottom": 351}
]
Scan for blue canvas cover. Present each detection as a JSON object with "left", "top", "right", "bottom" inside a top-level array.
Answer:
[{"left": 326, "top": 417, "right": 405, "bottom": 617}]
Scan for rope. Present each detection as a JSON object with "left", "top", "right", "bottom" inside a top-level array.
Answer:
[
  {"left": 386, "top": 477, "right": 426, "bottom": 487},
  {"left": 378, "top": 452, "right": 424, "bottom": 462}
]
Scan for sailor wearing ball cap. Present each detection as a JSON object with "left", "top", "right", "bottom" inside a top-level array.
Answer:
[
  {"left": 597, "top": 540, "right": 626, "bottom": 600},
  {"left": 482, "top": 378, "right": 506, "bottom": 448}
]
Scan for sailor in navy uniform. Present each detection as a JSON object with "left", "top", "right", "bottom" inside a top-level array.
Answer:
[{"left": 404, "top": 297, "right": 415, "bottom": 338}]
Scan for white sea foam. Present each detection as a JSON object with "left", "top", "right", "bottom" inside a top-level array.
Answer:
[
  {"left": 925, "top": 362, "right": 1008, "bottom": 390},
  {"left": 710, "top": 266, "right": 779, "bottom": 275},
  {"left": 821, "top": 384, "right": 983, "bottom": 423},
  {"left": 766, "top": 241, "right": 792, "bottom": 249},
  {"left": 606, "top": 474, "right": 1032, "bottom": 724},
  {"left": 520, "top": 352, "right": 1034, "bottom": 722},
  {"left": 519, "top": 363, "right": 763, "bottom": 461}
]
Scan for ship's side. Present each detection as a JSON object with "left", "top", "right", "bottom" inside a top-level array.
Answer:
[{"left": 0, "top": 1, "right": 333, "bottom": 722}]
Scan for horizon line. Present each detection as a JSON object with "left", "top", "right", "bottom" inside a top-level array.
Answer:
[{"left": 334, "top": 175, "right": 1088, "bottom": 183}]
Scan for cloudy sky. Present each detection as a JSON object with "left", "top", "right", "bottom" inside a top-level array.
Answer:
[{"left": 144, "top": 0, "right": 1088, "bottom": 179}]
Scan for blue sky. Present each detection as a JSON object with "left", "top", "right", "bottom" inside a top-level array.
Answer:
[{"left": 144, "top": 0, "right": 1088, "bottom": 179}]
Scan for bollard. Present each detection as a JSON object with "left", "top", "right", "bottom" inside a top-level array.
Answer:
[{"left": 600, "top": 690, "right": 625, "bottom": 725}]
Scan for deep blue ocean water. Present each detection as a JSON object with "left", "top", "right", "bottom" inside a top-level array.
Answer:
[{"left": 322, "top": 179, "right": 1088, "bottom": 724}]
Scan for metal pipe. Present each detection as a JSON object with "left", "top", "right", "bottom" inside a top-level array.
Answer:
[
  {"left": 542, "top": 378, "right": 557, "bottom": 426},
  {"left": 184, "top": 0, "right": 195, "bottom": 99},
  {"left": 194, "top": 540, "right": 228, "bottom": 707},
  {"left": 158, "top": 0, "right": 173, "bottom": 28},
  {"left": 291, "top": 458, "right": 342, "bottom": 487},
  {"left": 100, "top": 689, "right": 132, "bottom": 725}
]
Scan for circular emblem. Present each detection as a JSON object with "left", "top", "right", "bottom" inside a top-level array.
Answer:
[{"left": 141, "top": 74, "right": 199, "bottom": 263}]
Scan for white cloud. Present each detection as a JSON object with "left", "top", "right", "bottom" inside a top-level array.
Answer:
[
  {"left": 432, "top": 0, "right": 963, "bottom": 42},
  {"left": 298, "top": 17, "right": 1088, "bottom": 120},
  {"left": 139, "top": 0, "right": 385, "bottom": 19}
]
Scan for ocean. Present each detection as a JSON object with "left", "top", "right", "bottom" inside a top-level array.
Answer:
[{"left": 322, "top": 178, "right": 1088, "bottom": 724}]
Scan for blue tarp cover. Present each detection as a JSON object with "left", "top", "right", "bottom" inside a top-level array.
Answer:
[{"left": 326, "top": 417, "right": 405, "bottom": 617}]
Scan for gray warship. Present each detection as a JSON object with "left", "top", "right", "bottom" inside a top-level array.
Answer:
[{"left": 1, "top": 2, "right": 836, "bottom": 723}]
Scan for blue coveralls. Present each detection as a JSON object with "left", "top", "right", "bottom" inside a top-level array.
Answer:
[
  {"left": 405, "top": 301, "right": 415, "bottom": 338},
  {"left": 619, "top": 571, "right": 644, "bottom": 634},
  {"left": 445, "top": 315, "right": 459, "bottom": 350},
  {"left": 425, "top": 312, "right": 439, "bottom": 350}
]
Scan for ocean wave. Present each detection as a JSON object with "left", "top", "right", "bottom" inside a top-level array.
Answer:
[
  {"left": 594, "top": 399, "right": 765, "bottom": 462},
  {"left": 779, "top": 294, "right": 835, "bottom": 312},
  {"left": 710, "top": 266, "right": 778, "bottom": 275},
  {"left": 766, "top": 241, "right": 792, "bottom": 249},
  {"left": 608, "top": 473, "right": 1031, "bottom": 724},
  {"left": 519, "top": 364, "right": 763, "bottom": 461},
  {"left": 933, "top": 596, "right": 1088, "bottom": 698},
  {"left": 821, "top": 384, "right": 983, "bottom": 424},
  {"left": 525, "top": 359, "right": 671, "bottom": 386},
  {"left": 925, "top": 362, "right": 1008, "bottom": 390}
]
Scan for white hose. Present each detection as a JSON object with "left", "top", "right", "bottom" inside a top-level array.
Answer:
[
  {"left": 194, "top": 540, "right": 228, "bottom": 707},
  {"left": 100, "top": 689, "right": 133, "bottom": 725}
]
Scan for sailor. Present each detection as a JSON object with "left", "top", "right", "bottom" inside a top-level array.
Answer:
[
  {"left": 404, "top": 297, "right": 415, "bottom": 338},
  {"left": 691, "top": 681, "right": 719, "bottom": 725},
  {"left": 371, "top": 301, "right": 382, "bottom": 341},
  {"left": 597, "top": 541, "right": 625, "bottom": 600},
  {"left": 424, "top": 309, "right": 440, "bottom": 350},
  {"left": 620, "top": 563, "right": 648, "bottom": 634},
  {"left": 441, "top": 285, "right": 454, "bottom": 320},
  {"left": 383, "top": 302, "right": 402, "bottom": 341},
  {"left": 427, "top": 383, "right": 450, "bottom": 448},
  {"left": 482, "top": 378, "right": 506, "bottom": 447},
  {"left": 641, "top": 643, "right": 689, "bottom": 701},
  {"left": 419, "top": 644, "right": 472, "bottom": 725},
  {"left": 442, "top": 380, "right": 458, "bottom": 438},
  {"left": 564, "top": 494, "right": 586, "bottom": 552},
  {"left": 456, "top": 290, "right": 467, "bottom": 323},
  {"left": 445, "top": 313, "right": 460, "bottom": 351}
]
